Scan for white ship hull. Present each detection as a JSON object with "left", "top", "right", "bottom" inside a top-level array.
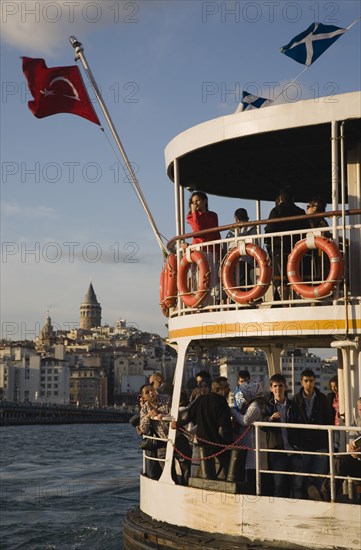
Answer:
[{"left": 139, "top": 476, "right": 361, "bottom": 550}]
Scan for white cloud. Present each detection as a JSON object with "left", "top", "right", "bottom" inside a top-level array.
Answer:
[
  {"left": 2, "top": 202, "right": 56, "bottom": 218},
  {"left": 0, "top": 1, "right": 128, "bottom": 57}
]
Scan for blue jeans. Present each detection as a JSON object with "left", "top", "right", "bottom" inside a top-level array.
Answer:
[
  {"left": 269, "top": 452, "right": 303, "bottom": 498},
  {"left": 301, "top": 450, "right": 329, "bottom": 492}
]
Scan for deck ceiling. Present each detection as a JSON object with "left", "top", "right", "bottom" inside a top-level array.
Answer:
[{"left": 170, "top": 119, "right": 360, "bottom": 203}]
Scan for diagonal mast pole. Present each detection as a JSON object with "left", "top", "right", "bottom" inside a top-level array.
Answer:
[{"left": 69, "top": 36, "right": 167, "bottom": 256}]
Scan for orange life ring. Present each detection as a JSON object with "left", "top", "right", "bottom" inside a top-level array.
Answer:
[
  {"left": 222, "top": 244, "right": 272, "bottom": 304},
  {"left": 159, "top": 253, "right": 177, "bottom": 316},
  {"left": 287, "top": 237, "right": 344, "bottom": 299},
  {"left": 160, "top": 267, "right": 167, "bottom": 315},
  {"left": 177, "top": 250, "right": 210, "bottom": 308}
]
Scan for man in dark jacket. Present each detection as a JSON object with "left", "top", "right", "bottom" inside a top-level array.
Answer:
[
  {"left": 263, "top": 374, "right": 303, "bottom": 498},
  {"left": 265, "top": 186, "right": 308, "bottom": 300},
  {"left": 293, "top": 369, "right": 334, "bottom": 500},
  {"left": 172, "top": 376, "right": 232, "bottom": 480}
]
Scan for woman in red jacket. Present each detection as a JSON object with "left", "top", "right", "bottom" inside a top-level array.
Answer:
[
  {"left": 187, "top": 191, "right": 221, "bottom": 245},
  {"left": 186, "top": 191, "right": 221, "bottom": 303}
]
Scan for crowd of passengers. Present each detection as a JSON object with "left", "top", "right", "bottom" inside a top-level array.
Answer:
[
  {"left": 183, "top": 186, "right": 334, "bottom": 302},
  {"left": 131, "top": 370, "right": 361, "bottom": 503}
]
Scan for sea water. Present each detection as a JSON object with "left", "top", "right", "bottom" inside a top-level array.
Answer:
[{"left": 0, "top": 423, "right": 142, "bottom": 549}]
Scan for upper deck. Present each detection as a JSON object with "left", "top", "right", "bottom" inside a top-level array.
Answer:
[
  {"left": 165, "top": 91, "right": 361, "bottom": 202},
  {"left": 162, "top": 92, "right": 361, "bottom": 350}
]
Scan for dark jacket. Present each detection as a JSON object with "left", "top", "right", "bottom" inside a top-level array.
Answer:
[
  {"left": 262, "top": 397, "right": 300, "bottom": 450},
  {"left": 293, "top": 388, "right": 333, "bottom": 451},
  {"left": 265, "top": 201, "right": 308, "bottom": 253},
  {"left": 326, "top": 391, "right": 337, "bottom": 424},
  {"left": 177, "top": 392, "right": 232, "bottom": 449}
]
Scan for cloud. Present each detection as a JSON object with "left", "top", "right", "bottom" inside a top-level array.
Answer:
[
  {"left": 0, "top": 1, "right": 133, "bottom": 57},
  {"left": 2, "top": 202, "right": 56, "bottom": 218}
]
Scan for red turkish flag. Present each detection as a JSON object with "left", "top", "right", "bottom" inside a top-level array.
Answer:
[{"left": 22, "top": 57, "right": 101, "bottom": 125}]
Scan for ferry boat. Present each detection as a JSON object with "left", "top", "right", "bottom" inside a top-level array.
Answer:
[{"left": 124, "top": 91, "right": 361, "bottom": 549}]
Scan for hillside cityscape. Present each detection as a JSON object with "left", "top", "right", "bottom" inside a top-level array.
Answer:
[{"left": 0, "top": 282, "right": 338, "bottom": 408}]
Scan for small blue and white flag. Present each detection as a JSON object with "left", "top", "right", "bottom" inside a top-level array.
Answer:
[
  {"left": 241, "top": 91, "right": 273, "bottom": 111},
  {"left": 280, "top": 22, "right": 347, "bottom": 66}
]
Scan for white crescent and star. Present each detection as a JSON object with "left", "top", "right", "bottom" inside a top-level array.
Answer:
[{"left": 40, "top": 77, "right": 80, "bottom": 101}]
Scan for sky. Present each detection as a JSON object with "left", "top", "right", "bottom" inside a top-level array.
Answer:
[{"left": 1, "top": 0, "right": 360, "bottom": 349}]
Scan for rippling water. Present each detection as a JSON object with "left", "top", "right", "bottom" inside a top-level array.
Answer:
[{"left": 0, "top": 424, "right": 142, "bottom": 550}]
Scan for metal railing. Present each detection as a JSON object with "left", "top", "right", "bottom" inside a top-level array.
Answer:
[
  {"left": 254, "top": 421, "right": 361, "bottom": 502},
  {"left": 165, "top": 212, "right": 361, "bottom": 316},
  {"left": 141, "top": 423, "right": 361, "bottom": 503},
  {"left": 141, "top": 434, "right": 168, "bottom": 473}
]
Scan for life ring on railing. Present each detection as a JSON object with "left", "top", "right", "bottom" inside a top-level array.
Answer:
[
  {"left": 177, "top": 250, "right": 210, "bottom": 308},
  {"left": 287, "top": 236, "right": 344, "bottom": 299},
  {"left": 159, "top": 253, "right": 178, "bottom": 316},
  {"left": 222, "top": 244, "right": 272, "bottom": 304}
]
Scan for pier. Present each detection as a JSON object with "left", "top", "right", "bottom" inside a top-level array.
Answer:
[{"left": 0, "top": 402, "right": 133, "bottom": 426}]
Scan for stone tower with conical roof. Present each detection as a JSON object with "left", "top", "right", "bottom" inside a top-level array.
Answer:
[{"left": 79, "top": 281, "right": 102, "bottom": 330}]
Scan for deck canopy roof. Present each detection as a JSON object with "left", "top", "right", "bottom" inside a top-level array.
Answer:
[{"left": 165, "top": 92, "right": 361, "bottom": 203}]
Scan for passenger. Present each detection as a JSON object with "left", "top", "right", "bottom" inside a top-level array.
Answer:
[
  {"left": 233, "top": 369, "right": 251, "bottom": 411},
  {"left": 189, "top": 376, "right": 211, "bottom": 404},
  {"left": 225, "top": 208, "right": 257, "bottom": 290},
  {"left": 335, "top": 397, "right": 361, "bottom": 503},
  {"left": 326, "top": 375, "right": 341, "bottom": 450},
  {"left": 349, "top": 397, "right": 361, "bottom": 460},
  {"left": 293, "top": 369, "right": 334, "bottom": 500},
  {"left": 171, "top": 376, "right": 233, "bottom": 481},
  {"left": 185, "top": 191, "right": 221, "bottom": 302},
  {"left": 304, "top": 196, "right": 331, "bottom": 283},
  {"left": 186, "top": 191, "right": 221, "bottom": 246},
  {"left": 237, "top": 369, "right": 251, "bottom": 385},
  {"left": 189, "top": 370, "right": 211, "bottom": 401},
  {"left": 306, "top": 197, "right": 331, "bottom": 235},
  {"left": 226, "top": 208, "right": 257, "bottom": 239},
  {"left": 134, "top": 384, "right": 161, "bottom": 479},
  {"left": 185, "top": 376, "right": 211, "bottom": 478},
  {"left": 196, "top": 370, "right": 212, "bottom": 385},
  {"left": 262, "top": 374, "right": 303, "bottom": 498},
  {"left": 149, "top": 372, "right": 173, "bottom": 397},
  {"left": 264, "top": 186, "right": 308, "bottom": 300},
  {"left": 129, "top": 383, "right": 146, "bottom": 432},
  {"left": 229, "top": 381, "right": 266, "bottom": 491},
  {"left": 139, "top": 384, "right": 171, "bottom": 480}
]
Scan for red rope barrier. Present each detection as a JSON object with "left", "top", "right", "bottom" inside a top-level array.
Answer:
[{"left": 174, "top": 426, "right": 252, "bottom": 462}]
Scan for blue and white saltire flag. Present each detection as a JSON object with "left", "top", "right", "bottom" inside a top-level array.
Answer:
[
  {"left": 280, "top": 22, "right": 347, "bottom": 66},
  {"left": 241, "top": 91, "right": 273, "bottom": 111}
]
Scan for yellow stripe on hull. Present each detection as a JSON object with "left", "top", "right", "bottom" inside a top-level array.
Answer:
[{"left": 168, "top": 318, "right": 361, "bottom": 340}]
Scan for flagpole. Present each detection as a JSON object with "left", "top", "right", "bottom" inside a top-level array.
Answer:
[
  {"left": 69, "top": 36, "right": 168, "bottom": 257},
  {"left": 346, "top": 16, "right": 361, "bottom": 30},
  {"left": 272, "top": 66, "right": 309, "bottom": 104}
]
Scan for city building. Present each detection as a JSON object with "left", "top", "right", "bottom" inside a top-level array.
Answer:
[
  {"left": 70, "top": 366, "right": 107, "bottom": 407},
  {"left": 0, "top": 347, "right": 70, "bottom": 404},
  {"left": 114, "top": 354, "right": 145, "bottom": 398}
]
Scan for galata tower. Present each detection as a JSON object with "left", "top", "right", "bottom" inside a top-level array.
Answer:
[{"left": 79, "top": 281, "right": 102, "bottom": 330}]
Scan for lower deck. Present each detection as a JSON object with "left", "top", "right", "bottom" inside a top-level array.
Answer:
[{"left": 133, "top": 475, "right": 361, "bottom": 550}]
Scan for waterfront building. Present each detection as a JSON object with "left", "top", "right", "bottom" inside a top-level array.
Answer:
[
  {"left": 219, "top": 347, "right": 331, "bottom": 398},
  {"left": 114, "top": 354, "right": 145, "bottom": 397},
  {"left": 219, "top": 350, "right": 269, "bottom": 398},
  {"left": 70, "top": 366, "right": 107, "bottom": 407},
  {"left": 0, "top": 351, "right": 70, "bottom": 404},
  {"left": 37, "top": 356, "right": 70, "bottom": 404}
]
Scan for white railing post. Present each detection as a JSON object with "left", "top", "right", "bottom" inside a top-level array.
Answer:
[
  {"left": 255, "top": 423, "right": 261, "bottom": 496},
  {"left": 328, "top": 428, "right": 336, "bottom": 502}
]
